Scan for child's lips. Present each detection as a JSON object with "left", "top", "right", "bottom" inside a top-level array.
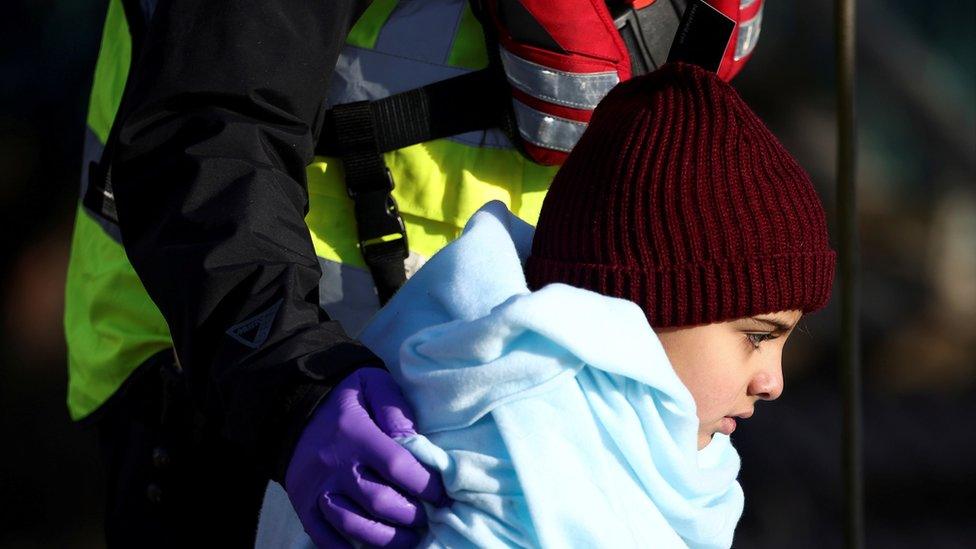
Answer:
[{"left": 719, "top": 410, "right": 753, "bottom": 435}]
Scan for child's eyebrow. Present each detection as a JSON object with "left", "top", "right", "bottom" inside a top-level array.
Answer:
[{"left": 746, "top": 317, "right": 795, "bottom": 332}]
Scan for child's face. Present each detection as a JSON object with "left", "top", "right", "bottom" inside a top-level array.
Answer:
[{"left": 654, "top": 310, "right": 803, "bottom": 450}]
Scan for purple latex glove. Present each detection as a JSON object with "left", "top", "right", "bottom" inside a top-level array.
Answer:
[{"left": 285, "top": 368, "right": 447, "bottom": 548}]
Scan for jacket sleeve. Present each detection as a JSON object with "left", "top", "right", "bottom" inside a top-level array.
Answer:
[{"left": 107, "top": 0, "right": 378, "bottom": 481}]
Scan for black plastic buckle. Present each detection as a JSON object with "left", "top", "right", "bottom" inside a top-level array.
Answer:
[
  {"left": 348, "top": 167, "right": 408, "bottom": 265},
  {"left": 352, "top": 187, "right": 409, "bottom": 265},
  {"left": 608, "top": 0, "right": 686, "bottom": 76}
]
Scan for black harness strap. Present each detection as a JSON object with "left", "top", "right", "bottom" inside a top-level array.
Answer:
[
  {"left": 318, "top": 67, "right": 512, "bottom": 304},
  {"left": 327, "top": 101, "right": 409, "bottom": 305},
  {"left": 317, "top": 68, "right": 510, "bottom": 157}
]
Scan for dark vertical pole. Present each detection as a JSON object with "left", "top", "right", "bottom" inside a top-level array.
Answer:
[{"left": 835, "top": 0, "right": 863, "bottom": 547}]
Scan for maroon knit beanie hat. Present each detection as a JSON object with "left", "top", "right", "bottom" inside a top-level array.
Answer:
[{"left": 524, "top": 63, "right": 836, "bottom": 328}]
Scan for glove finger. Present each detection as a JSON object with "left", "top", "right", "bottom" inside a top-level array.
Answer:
[
  {"left": 360, "top": 368, "right": 418, "bottom": 438},
  {"left": 342, "top": 464, "right": 426, "bottom": 528},
  {"left": 319, "top": 492, "right": 421, "bottom": 548},
  {"left": 360, "top": 424, "right": 448, "bottom": 505}
]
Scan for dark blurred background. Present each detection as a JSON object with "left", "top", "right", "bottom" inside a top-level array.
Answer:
[{"left": 1, "top": 1, "right": 973, "bottom": 547}]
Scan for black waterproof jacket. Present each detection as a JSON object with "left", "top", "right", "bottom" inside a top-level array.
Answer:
[{"left": 104, "top": 0, "right": 381, "bottom": 481}]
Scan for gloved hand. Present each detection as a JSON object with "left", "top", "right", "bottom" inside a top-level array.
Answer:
[{"left": 285, "top": 367, "right": 447, "bottom": 548}]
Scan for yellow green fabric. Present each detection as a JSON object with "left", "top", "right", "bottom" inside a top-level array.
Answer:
[
  {"left": 306, "top": 143, "right": 555, "bottom": 267},
  {"left": 66, "top": 0, "right": 173, "bottom": 420},
  {"left": 446, "top": 3, "right": 489, "bottom": 70},
  {"left": 65, "top": 207, "right": 172, "bottom": 418},
  {"left": 345, "top": 0, "right": 399, "bottom": 49},
  {"left": 86, "top": 0, "right": 130, "bottom": 142},
  {"left": 66, "top": 0, "right": 558, "bottom": 420}
]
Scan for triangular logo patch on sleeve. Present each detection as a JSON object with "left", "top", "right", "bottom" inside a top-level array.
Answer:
[{"left": 226, "top": 299, "right": 283, "bottom": 349}]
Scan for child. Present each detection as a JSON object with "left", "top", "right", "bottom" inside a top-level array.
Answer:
[
  {"left": 258, "top": 62, "right": 835, "bottom": 549},
  {"left": 524, "top": 61, "right": 836, "bottom": 452}
]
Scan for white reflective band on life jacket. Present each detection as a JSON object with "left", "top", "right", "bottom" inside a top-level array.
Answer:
[
  {"left": 499, "top": 47, "right": 621, "bottom": 110},
  {"left": 734, "top": 5, "right": 763, "bottom": 61},
  {"left": 512, "top": 99, "right": 589, "bottom": 152},
  {"left": 739, "top": 0, "right": 759, "bottom": 9}
]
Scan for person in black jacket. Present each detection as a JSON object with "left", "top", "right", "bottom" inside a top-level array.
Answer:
[{"left": 85, "top": 0, "right": 444, "bottom": 546}]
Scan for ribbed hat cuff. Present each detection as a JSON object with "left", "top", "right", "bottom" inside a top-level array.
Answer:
[{"left": 524, "top": 251, "right": 837, "bottom": 328}]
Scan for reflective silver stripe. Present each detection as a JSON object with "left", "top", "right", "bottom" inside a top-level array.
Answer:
[
  {"left": 317, "top": 258, "right": 381, "bottom": 337},
  {"left": 316, "top": 252, "right": 425, "bottom": 336},
  {"left": 79, "top": 127, "right": 123, "bottom": 244},
  {"left": 739, "top": 0, "right": 758, "bottom": 9},
  {"left": 512, "top": 99, "right": 589, "bottom": 152},
  {"left": 499, "top": 47, "right": 620, "bottom": 110},
  {"left": 329, "top": 0, "right": 469, "bottom": 101},
  {"left": 734, "top": 6, "right": 763, "bottom": 61},
  {"left": 374, "top": 0, "right": 468, "bottom": 65},
  {"left": 139, "top": 0, "right": 158, "bottom": 23},
  {"left": 328, "top": 46, "right": 469, "bottom": 104}
]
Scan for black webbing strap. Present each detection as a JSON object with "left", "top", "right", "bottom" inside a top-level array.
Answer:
[
  {"left": 318, "top": 67, "right": 512, "bottom": 304},
  {"left": 328, "top": 101, "right": 409, "bottom": 305},
  {"left": 317, "top": 68, "right": 510, "bottom": 157}
]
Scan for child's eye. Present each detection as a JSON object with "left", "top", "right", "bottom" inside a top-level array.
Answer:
[{"left": 746, "top": 332, "right": 778, "bottom": 348}]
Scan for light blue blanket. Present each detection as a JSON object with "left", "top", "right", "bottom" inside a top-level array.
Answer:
[{"left": 257, "top": 201, "right": 743, "bottom": 548}]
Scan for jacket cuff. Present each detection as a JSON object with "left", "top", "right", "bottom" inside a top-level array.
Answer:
[{"left": 269, "top": 342, "right": 385, "bottom": 483}]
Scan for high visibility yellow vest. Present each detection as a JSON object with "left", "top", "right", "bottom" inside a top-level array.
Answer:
[{"left": 65, "top": 0, "right": 559, "bottom": 420}]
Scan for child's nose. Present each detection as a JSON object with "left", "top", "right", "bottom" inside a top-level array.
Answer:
[{"left": 749, "top": 369, "right": 784, "bottom": 401}]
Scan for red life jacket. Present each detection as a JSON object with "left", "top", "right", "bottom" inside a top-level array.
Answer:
[{"left": 482, "top": 0, "right": 764, "bottom": 165}]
